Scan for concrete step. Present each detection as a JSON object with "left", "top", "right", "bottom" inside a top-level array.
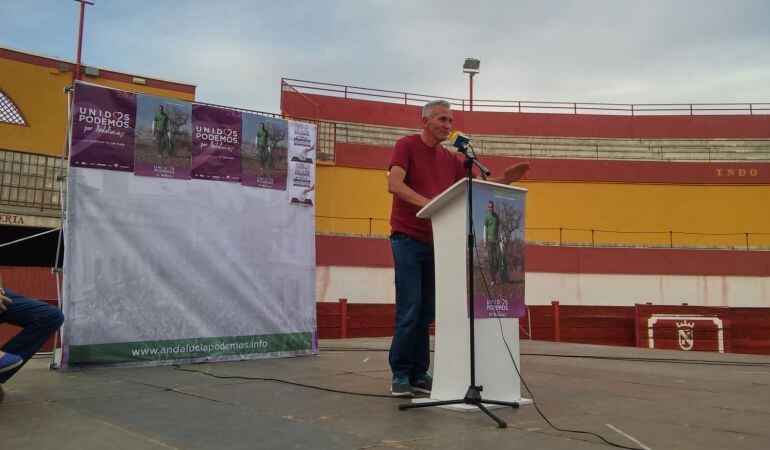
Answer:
[{"left": 330, "top": 121, "right": 770, "bottom": 162}]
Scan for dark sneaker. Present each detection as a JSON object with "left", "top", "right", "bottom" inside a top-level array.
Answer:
[
  {"left": 0, "top": 353, "right": 23, "bottom": 374},
  {"left": 411, "top": 373, "right": 433, "bottom": 394},
  {"left": 391, "top": 376, "right": 414, "bottom": 397}
]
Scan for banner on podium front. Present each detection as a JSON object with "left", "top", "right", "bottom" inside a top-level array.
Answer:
[{"left": 471, "top": 187, "right": 526, "bottom": 318}]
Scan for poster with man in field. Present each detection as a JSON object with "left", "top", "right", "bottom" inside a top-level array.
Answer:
[
  {"left": 134, "top": 94, "right": 192, "bottom": 179},
  {"left": 242, "top": 113, "right": 289, "bottom": 189},
  {"left": 471, "top": 189, "right": 526, "bottom": 318}
]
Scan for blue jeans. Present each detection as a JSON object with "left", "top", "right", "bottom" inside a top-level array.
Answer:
[
  {"left": 389, "top": 233, "right": 435, "bottom": 380},
  {"left": 0, "top": 289, "right": 64, "bottom": 384}
]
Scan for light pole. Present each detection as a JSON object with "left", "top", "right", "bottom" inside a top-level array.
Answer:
[
  {"left": 74, "top": 0, "right": 95, "bottom": 81},
  {"left": 463, "top": 58, "right": 480, "bottom": 111}
]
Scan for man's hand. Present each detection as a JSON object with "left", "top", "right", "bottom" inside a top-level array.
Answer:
[
  {"left": 502, "top": 162, "right": 530, "bottom": 183},
  {"left": 0, "top": 290, "right": 11, "bottom": 314},
  {"left": 388, "top": 165, "right": 431, "bottom": 208},
  {"left": 483, "top": 241, "right": 488, "bottom": 250},
  {"left": 489, "top": 161, "right": 530, "bottom": 185}
]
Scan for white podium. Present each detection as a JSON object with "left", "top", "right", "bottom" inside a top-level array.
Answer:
[{"left": 417, "top": 178, "right": 531, "bottom": 408}]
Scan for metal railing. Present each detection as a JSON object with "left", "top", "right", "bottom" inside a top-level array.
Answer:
[
  {"left": 282, "top": 78, "right": 465, "bottom": 109},
  {"left": 277, "top": 79, "right": 770, "bottom": 161},
  {"left": 527, "top": 227, "right": 770, "bottom": 251},
  {"left": 315, "top": 217, "right": 770, "bottom": 250},
  {"left": 316, "top": 215, "right": 390, "bottom": 237},
  {"left": 0, "top": 148, "right": 65, "bottom": 211},
  {"left": 282, "top": 78, "right": 770, "bottom": 116}
]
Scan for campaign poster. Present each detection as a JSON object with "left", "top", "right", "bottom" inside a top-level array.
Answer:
[
  {"left": 134, "top": 94, "right": 192, "bottom": 179},
  {"left": 470, "top": 188, "right": 526, "bottom": 318},
  {"left": 288, "top": 120, "right": 317, "bottom": 163},
  {"left": 191, "top": 105, "right": 242, "bottom": 182},
  {"left": 241, "top": 113, "right": 288, "bottom": 189},
  {"left": 288, "top": 160, "right": 315, "bottom": 206},
  {"left": 71, "top": 82, "right": 136, "bottom": 172}
]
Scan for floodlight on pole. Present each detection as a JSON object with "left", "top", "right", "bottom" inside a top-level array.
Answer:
[
  {"left": 74, "top": 0, "right": 95, "bottom": 82},
  {"left": 463, "top": 58, "right": 480, "bottom": 111}
]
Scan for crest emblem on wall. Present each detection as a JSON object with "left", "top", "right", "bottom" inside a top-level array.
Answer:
[{"left": 676, "top": 320, "right": 695, "bottom": 350}]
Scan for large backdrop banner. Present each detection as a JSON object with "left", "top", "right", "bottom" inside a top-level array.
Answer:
[{"left": 62, "top": 82, "right": 317, "bottom": 369}]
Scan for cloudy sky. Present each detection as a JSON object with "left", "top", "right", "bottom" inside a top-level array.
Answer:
[{"left": 2, "top": 1, "right": 768, "bottom": 112}]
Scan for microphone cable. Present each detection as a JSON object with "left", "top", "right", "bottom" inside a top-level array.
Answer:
[
  {"left": 173, "top": 364, "right": 395, "bottom": 399},
  {"left": 471, "top": 223, "right": 644, "bottom": 450}
]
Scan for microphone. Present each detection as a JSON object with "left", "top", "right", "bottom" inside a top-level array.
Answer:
[
  {"left": 450, "top": 130, "right": 491, "bottom": 178},
  {"left": 449, "top": 130, "right": 470, "bottom": 151}
]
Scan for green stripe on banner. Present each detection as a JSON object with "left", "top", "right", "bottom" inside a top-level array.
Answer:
[{"left": 68, "top": 332, "right": 312, "bottom": 365}]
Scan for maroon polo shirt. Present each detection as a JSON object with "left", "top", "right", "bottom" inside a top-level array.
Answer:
[{"left": 389, "top": 134, "right": 466, "bottom": 244}]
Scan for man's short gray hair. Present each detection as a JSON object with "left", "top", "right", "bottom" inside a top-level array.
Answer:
[{"left": 422, "top": 100, "right": 451, "bottom": 119}]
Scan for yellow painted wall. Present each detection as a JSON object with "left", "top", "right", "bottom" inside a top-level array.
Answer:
[
  {"left": 524, "top": 181, "right": 770, "bottom": 248},
  {"left": 316, "top": 165, "right": 770, "bottom": 248},
  {"left": 0, "top": 56, "right": 194, "bottom": 156},
  {"left": 0, "top": 58, "right": 70, "bottom": 155},
  {"left": 316, "top": 163, "right": 392, "bottom": 236}
]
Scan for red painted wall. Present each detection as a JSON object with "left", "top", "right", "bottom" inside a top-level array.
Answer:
[
  {"left": 335, "top": 143, "right": 393, "bottom": 170},
  {"left": 0, "top": 266, "right": 58, "bottom": 300},
  {"left": 284, "top": 92, "right": 770, "bottom": 139},
  {"left": 316, "top": 235, "right": 770, "bottom": 277},
  {"left": 316, "top": 235, "right": 393, "bottom": 267},
  {"left": 526, "top": 246, "right": 770, "bottom": 277},
  {"left": 316, "top": 300, "right": 770, "bottom": 355},
  {"left": 0, "top": 267, "right": 60, "bottom": 351}
]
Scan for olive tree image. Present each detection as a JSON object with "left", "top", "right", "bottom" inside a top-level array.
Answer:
[
  {"left": 266, "top": 123, "right": 288, "bottom": 158},
  {"left": 498, "top": 201, "right": 525, "bottom": 275},
  {"left": 165, "top": 107, "right": 191, "bottom": 155}
]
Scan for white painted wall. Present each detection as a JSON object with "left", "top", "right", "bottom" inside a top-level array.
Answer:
[
  {"left": 317, "top": 266, "right": 770, "bottom": 307},
  {"left": 316, "top": 266, "right": 396, "bottom": 304}
]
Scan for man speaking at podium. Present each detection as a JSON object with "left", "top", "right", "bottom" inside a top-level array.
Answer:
[{"left": 387, "top": 99, "right": 529, "bottom": 397}]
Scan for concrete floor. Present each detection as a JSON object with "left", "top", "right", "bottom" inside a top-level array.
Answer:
[{"left": 1, "top": 338, "right": 769, "bottom": 449}]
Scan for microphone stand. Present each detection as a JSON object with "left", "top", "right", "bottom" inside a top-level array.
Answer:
[{"left": 399, "top": 143, "right": 518, "bottom": 428}]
